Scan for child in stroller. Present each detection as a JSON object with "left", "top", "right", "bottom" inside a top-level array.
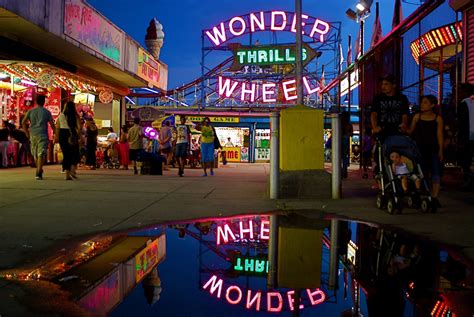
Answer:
[
  {"left": 389, "top": 151, "right": 421, "bottom": 194},
  {"left": 375, "top": 135, "right": 435, "bottom": 214}
]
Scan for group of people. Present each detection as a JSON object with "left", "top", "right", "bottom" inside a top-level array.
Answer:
[
  {"left": 364, "top": 75, "right": 474, "bottom": 206},
  {"left": 125, "top": 115, "right": 220, "bottom": 177}
]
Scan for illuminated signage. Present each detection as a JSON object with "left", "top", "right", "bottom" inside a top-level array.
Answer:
[
  {"left": 186, "top": 116, "right": 240, "bottom": 123},
  {"left": 410, "top": 22, "right": 462, "bottom": 63},
  {"left": 229, "top": 43, "right": 318, "bottom": 71},
  {"left": 216, "top": 218, "right": 270, "bottom": 245},
  {"left": 340, "top": 70, "right": 359, "bottom": 96},
  {"left": 222, "top": 147, "right": 241, "bottom": 163},
  {"left": 135, "top": 239, "right": 159, "bottom": 283},
  {"left": 203, "top": 275, "right": 326, "bottom": 312},
  {"left": 64, "top": 0, "right": 123, "bottom": 63},
  {"left": 217, "top": 76, "right": 320, "bottom": 103},
  {"left": 205, "top": 11, "right": 330, "bottom": 46},
  {"left": 347, "top": 240, "right": 358, "bottom": 266},
  {"left": 143, "top": 126, "right": 158, "bottom": 139},
  {"left": 137, "top": 48, "right": 161, "bottom": 88},
  {"left": 232, "top": 256, "right": 269, "bottom": 275}
]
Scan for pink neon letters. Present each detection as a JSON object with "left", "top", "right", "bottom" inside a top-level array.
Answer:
[
  {"left": 216, "top": 217, "right": 272, "bottom": 245},
  {"left": 205, "top": 11, "right": 330, "bottom": 46},
  {"left": 217, "top": 76, "right": 320, "bottom": 104},
  {"left": 203, "top": 275, "right": 326, "bottom": 312}
]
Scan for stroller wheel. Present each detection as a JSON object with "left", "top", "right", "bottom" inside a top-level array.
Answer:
[
  {"left": 387, "top": 197, "right": 402, "bottom": 215},
  {"left": 420, "top": 198, "right": 432, "bottom": 213},
  {"left": 407, "top": 195, "right": 420, "bottom": 209},
  {"left": 376, "top": 193, "right": 386, "bottom": 209}
]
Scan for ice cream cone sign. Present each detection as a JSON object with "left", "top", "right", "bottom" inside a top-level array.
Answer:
[{"left": 145, "top": 18, "right": 165, "bottom": 60}]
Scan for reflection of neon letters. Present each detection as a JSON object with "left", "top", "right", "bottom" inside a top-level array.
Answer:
[
  {"left": 216, "top": 218, "right": 270, "bottom": 245},
  {"left": 217, "top": 76, "right": 320, "bottom": 103},
  {"left": 203, "top": 275, "right": 326, "bottom": 312},
  {"left": 205, "top": 11, "right": 330, "bottom": 46},
  {"left": 233, "top": 257, "right": 269, "bottom": 274}
]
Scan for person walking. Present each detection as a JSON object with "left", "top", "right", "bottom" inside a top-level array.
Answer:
[
  {"left": 21, "top": 94, "right": 55, "bottom": 180},
  {"left": 0, "top": 120, "right": 9, "bottom": 168},
  {"left": 128, "top": 117, "right": 143, "bottom": 175},
  {"left": 55, "top": 101, "right": 81, "bottom": 180},
  {"left": 159, "top": 120, "right": 173, "bottom": 170},
  {"left": 370, "top": 75, "right": 410, "bottom": 188},
  {"left": 361, "top": 128, "right": 374, "bottom": 179},
  {"left": 118, "top": 125, "right": 130, "bottom": 170},
  {"left": 198, "top": 117, "right": 215, "bottom": 176},
  {"left": 409, "top": 95, "right": 444, "bottom": 208},
  {"left": 175, "top": 115, "right": 191, "bottom": 177},
  {"left": 85, "top": 118, "right": 98, "bottom": 169}
]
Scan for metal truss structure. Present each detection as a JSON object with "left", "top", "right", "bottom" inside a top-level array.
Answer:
[{"left": 129, "top": 11, "right": 341, "bottom": 111}]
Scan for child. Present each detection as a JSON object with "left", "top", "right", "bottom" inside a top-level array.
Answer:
[{"left": 390, "top": 151, "right": 421, "bottom": 193}]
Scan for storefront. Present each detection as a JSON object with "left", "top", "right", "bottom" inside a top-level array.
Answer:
[{"left": 166, "top": 112, "right": 270, "bottom": 163}]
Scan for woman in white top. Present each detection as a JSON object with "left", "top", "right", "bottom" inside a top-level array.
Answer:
[{"left": 55, "top": 101, "right": 81, "bottom": 180}]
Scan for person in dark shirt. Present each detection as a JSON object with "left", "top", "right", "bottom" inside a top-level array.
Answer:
[
  {"left": 0, "top": 121, "right": 9, "bottom": 168},
  {"left": 457, "top": 83, "right": 474, "bottom": 188},
  {"left": 371, "top": 75, "right": 410, "bottom": 138},
  {"left": 6, "top": 122, "right": 31, "bottom": 167}
]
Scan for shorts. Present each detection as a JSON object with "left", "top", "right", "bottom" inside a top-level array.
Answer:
[
  {"left": 161, "top": 147, "right": 172, "bottom": 154},
  {"left": 201, "top": 142, "right": 215, "bottom": 163},
  {"left": 30, "top": 135, "right": 49, "bottom": 160},
  {"left": 129, "top": 149, "right": 141, "bottom": 161},
  {"left": 175, "top": 143, "right": 188, "bottom": 158}
]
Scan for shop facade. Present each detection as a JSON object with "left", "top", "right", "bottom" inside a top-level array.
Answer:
[
  {"left": 0, "top": 0, "right": 167, "bottom": 165},
  {"left": 168, "top": 112, "right": 271, "bottom": 163}
]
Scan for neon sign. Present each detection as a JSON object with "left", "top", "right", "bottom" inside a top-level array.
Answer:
[
  {"left": 216, "top": 218, "right": 270, "bottom": 245},
  {"left": 233, "top": 256, "right": 269, "bottom": 275},
  {"left": 217, "top": 76, "right": 320, "bottom": 103},
  {"left": 203, "top": 275, "right": 326, "bottom": 312},
  {"left": 229, "top": 43, "right": 318, "bottom": 71},
  {"left": 143, "top": 127, "right": 158, "bottom": 139},
  {"left": 410, "top": 22, "right": 462, "bottom": 63},
  {"left": 205, "top": 11, "right": 330, "bottom": 47}
]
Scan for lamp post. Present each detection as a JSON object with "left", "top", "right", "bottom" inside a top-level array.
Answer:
[{"left": 295, "top": 0, "right": 304, "bottom": 105}]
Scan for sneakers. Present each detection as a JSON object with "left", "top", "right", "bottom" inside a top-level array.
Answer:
[
  {"left": 35, "top": 175, "right": 43, "bottom": 180},
  {"left": 201, "top": 173, "right": 208, "bottom": 177},
  {"left": 178, "top": 168, "right": 184, "bottom": 177},
  {"left": 210, "top": 170, "right": 215, "bottom": 176}
]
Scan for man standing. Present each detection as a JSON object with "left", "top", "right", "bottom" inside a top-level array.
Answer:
[
  {"left": 371, "top": 75, "right": 409, "bottom": 138},
  {"left": 175, "top": 115, "right": 191, "bottom": 177},
  {"left": 128, "top": 117, "right": 143, "bottom": 175},
  {"left": 22, "top": 94, "right": 55, "bottom": 180},
  {"left": 159, "top": 120, "right": 173, "bottom": 170}
]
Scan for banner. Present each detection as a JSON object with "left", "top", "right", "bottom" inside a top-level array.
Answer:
[{"left": 64, "top": 0, "right": 123, "bottom": 63}]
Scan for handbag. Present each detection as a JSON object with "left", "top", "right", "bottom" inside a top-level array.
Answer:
[{"left": 212, "top": 127, "right": 222, "bottom": 149}]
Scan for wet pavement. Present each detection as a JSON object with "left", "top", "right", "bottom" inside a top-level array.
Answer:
[
  {"left": 0, "top": 164, "right": 473, "bottom": 316},
  {"left": 24, "top": 213, "right": 474, "bottom": 316}
]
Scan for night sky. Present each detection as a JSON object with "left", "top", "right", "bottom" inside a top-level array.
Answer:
[{"left": 88, "top": 0, "right": 418, "bottom": 89}]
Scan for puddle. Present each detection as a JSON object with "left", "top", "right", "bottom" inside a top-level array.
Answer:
[{"left": 3, "top": 213, "right": 473, "bottom": 316}]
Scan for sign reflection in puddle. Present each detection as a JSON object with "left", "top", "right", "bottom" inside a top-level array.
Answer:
[{"left": 109, "top": 214, "right": 471, "bottom": 317}]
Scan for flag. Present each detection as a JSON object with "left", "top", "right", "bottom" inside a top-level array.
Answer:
[
  {"left": 392, "top": 0, "right": 403, "bottom": 29},
  {"left": 370, "top": 2, "right": 383, "bottom": 48},
  {"left": 347, "top": 35, "right": 352, "bottom": 67},
  {"left": 354, "top": 28, "right": 361, "bottom": 59},
  {"left": 339, "top": 43, "right": 344, "bottom": 67}
]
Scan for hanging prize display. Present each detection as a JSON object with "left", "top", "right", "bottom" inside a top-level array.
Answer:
[
  {"left": 36, "top": 69, "right": 56, "bottom": 88},
  {"left": 99, "top": 88, "right": 113, "bottom": 103}
]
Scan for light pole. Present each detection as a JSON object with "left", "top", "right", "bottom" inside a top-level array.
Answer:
[
  {"left": 346, "top": 0, "right": 372, "bottom": 60},
  {"left": 295, "top": 0, "right": 304, "bottom": 105}
]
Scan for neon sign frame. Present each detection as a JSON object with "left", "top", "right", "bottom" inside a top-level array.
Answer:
[{"left": 204, "top": 11, "right": 331, "bottom": 47}]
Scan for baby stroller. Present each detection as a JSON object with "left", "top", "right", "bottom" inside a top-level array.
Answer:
[
  {"left": 375, "top": 135, "right": 434, "bottom": 214},
  {"left": 103, "top": 141, "right": 120, "bottom": 169}
]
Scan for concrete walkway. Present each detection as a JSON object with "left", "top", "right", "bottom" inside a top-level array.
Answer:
[{"left": 0, "top": 163, "right": 473, "bottom": 272}]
